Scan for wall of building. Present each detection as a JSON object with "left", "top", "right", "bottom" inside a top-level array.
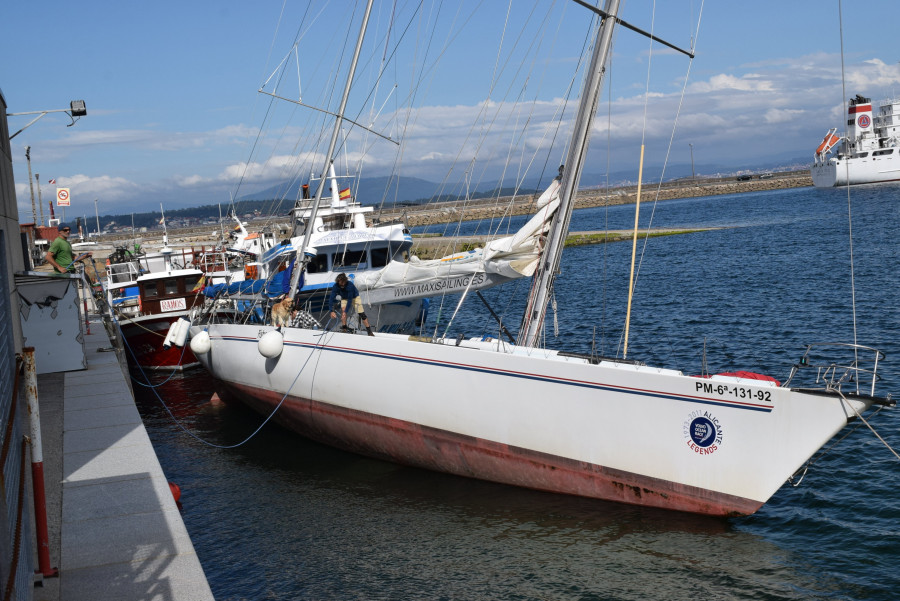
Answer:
[
  {"left": 1, "top": 88, "right": 25, "bottom": 352},
  {"left": 0, "top": 86, "right": 35, "bottom": 601}
]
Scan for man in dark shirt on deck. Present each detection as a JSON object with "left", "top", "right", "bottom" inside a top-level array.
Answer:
[{"left": 328, "top": 273, "right": 374, "bottom": 336}]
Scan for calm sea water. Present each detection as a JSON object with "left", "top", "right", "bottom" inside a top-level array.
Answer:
[{"left": 133, "top": 185, "right": 900, "bottom": 600}]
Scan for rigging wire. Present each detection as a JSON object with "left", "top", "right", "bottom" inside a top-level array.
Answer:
[
  {"left": 837, "top": 0, "right": 859, "bottom": 350},
  {"left": 615, "top": 0, "right": 706, "bottom": 357}
]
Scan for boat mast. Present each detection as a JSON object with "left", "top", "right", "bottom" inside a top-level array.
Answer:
[
  {"left": 519, "top": 0, "right": 620, "bottom": 348},
  {"left": 287, "top": 0, "right": 375, "bottom": 299}
]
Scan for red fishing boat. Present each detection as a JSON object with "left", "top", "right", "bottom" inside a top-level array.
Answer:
[{"left": 106, "top": 251, "right": 205, "bottom": 370}]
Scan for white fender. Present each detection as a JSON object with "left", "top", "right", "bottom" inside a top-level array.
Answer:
[
  {"left": 258, "top": 330, "right": 284, "bottom": 358},
  {"left": 190, "top": 330, "right": 211, "bottom": 355},
  {"left": 172, "top": 316, "right": 191, "bottom": 347}
]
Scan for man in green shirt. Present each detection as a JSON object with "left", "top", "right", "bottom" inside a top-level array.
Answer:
[{"left": 44, "top": 223, "right": 89, "bottom": 273}]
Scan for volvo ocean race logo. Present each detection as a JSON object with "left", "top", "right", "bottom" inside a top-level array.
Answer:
[
  {"left": 858, "top": 114, "right": 871, "bottom": 128},
  {"left": 683, "top": 410, "right": 723, "bottom": 455}
]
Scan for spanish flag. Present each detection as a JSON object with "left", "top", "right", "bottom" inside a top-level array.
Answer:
[
  {"left": 339, "top": 187, "right": 351, "bottom": 200},
  {"left": 191, "top": 275, "right": 206, "bottom": 292}
]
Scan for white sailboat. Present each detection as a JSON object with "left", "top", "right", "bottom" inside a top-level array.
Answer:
[{"left": 190, "top": 0, "right": 894, "bottom": 516}]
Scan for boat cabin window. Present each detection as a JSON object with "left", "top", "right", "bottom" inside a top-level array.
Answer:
[
  {"left": 389, "top": 243, "right": 410, "bottom": 262},
  {"left": 320, "top": 215, "right": 349, "bottom": 231},
  {"left": 333, "top": 250, "right": 367, "bottom": 270},
  {"left": 853, "top": 152, "right": 869, "bottom": 158},
  {"left": 184, "top": 275, "right": 202, "bottom": 290},
  {"left": 873, "top": 149, "right": 894, "bottom": 156},
  {"left": 142, "top": 278, "right": 193, "bottom": 299},
  {"left": 307, "top": 254, "right": 329, "bottom": 273},
  {"left": 371, "top": 247, "right": 389, "bottom": 267}
]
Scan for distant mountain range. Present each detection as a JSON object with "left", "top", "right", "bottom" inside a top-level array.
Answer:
[
  {"left": 241, "top": 154, "right": 811, "bottom": 206},
  {"left": 88, "top": 155, "right": 810, "bottom": 233},
  {"left": 240, "top": 174, "right": 543, "bottom": 207}
]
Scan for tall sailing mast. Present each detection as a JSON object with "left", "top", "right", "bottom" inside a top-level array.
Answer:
[
  {"left": 287, "top": 0, "right": 375, "bottom": 299},
  {"left": 518, "top": 0, "right": 694, "bottom": 349},
  {"left": 519, "top": 0, "right": 621, "bottom": 348}
]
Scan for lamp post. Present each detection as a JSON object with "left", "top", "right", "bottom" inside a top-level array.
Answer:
[
  {"left": 25, "top": 147, "right": 37, "bottom": 225},
  {"left": 689, "top": 143, "right": 695, "bottom": 185},
  {"left": 8, "top": 100, "right": 87, "bottom": 139},
  {"left": 35, "top": 173, "right": 44, "bottom": 226},
  {"left": 94, "top": 198, "right": 101, "bottom": 238}
]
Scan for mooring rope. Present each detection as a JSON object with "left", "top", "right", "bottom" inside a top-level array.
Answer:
[
  {"left": 137, "top": 318, "right": 339, "bottom": 449},
  {"left": 838, "top": 392, "right": 900, "bottom": 461}
]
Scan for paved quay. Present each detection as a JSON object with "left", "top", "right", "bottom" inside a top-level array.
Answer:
[{"left": 31, "top": 311, "right": 214, "bottom": 601}]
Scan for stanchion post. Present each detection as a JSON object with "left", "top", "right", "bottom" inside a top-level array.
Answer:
[
  {"left": 22, "top": 347, "right": 58, "bottom": 579},
  {"left": 78, "top": 266, "right": 92, "bottom": 335}
]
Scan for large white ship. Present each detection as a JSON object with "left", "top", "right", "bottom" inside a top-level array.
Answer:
[{"left": 812, "top": 94, "right": 900, "bottom": 187}]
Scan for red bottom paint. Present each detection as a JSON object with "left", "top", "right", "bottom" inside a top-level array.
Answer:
[{"left": 217, "top": 380, "right": 762, "bottom": 517}]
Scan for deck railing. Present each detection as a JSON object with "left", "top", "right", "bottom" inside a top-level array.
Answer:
[{"left": 784, "top": 342, "right": 886, "bottom": 399}]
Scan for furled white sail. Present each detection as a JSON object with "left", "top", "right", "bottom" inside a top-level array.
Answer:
[{"left": 355, "top": 180, "right": 560, "bottom": 304}]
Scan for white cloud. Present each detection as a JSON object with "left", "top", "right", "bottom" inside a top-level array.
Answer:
[
  {"left": 691, "top": 73, "right": 775, "bottom": 93},
  {"left": 764, "top": 108, "right": 805, "bottom": 124},
  {"left": 16, "top": 48, "right": 900, "bottom": 218}
]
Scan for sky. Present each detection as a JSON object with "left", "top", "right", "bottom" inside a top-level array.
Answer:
[{"left": 4, "top": 0, "right": 900, "bottom": 223}]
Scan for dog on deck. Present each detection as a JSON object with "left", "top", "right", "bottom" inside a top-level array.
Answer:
[{"left": 271, "top": 297, "right": 294, "bottom": 328}]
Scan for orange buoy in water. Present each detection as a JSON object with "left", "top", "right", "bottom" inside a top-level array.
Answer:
[{"left": 168, "top": 482, "right": 182, "bottom": 503}]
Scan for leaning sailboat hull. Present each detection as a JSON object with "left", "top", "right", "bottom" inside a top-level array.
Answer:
[
  {"left": 193, "top": 324, "right": 869, "bottom": 516},
  {"left": 217, "top": 378, "right": 762, "bottom": 515}
]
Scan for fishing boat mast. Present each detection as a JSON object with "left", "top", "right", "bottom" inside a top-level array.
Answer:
[
  {"left": 287, "top": 0, "right": 375, "bottom": 300},
  {"left": 519, "top": 0, "right": 621, "bottom": 348}
]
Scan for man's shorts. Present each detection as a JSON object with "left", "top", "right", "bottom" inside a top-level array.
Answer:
[{"left": 341, "top": 297, "right": 365, "bottom": 314}]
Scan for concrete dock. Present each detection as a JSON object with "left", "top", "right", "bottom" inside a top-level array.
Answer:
[{"left": 30, "top": 312, "right": 214, "bottom": 601}]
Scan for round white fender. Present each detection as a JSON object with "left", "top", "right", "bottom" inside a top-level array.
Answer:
[
  {"left": 189, "top": 330, "right": 211, "bottom": 355},
  {"left": 258, "top": 330, "right": 284, "bottom": 358}
]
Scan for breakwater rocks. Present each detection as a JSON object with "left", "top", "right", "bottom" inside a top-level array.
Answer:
[{"left": 383, "top": 172, "right": 812, "bottom": 228}]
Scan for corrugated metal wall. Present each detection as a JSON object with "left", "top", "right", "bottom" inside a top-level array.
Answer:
[{"left": 0, "top": 231, "right": 33, "bottom": 600}]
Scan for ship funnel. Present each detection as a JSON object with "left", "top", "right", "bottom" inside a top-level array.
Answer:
[{"left": 848, "top": 95, "right": 873, "bottom": 140}]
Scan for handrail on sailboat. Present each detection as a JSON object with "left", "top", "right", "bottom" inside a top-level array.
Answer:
[{"left": 783, "top": 342, "right": 891, "bottom": 402}]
